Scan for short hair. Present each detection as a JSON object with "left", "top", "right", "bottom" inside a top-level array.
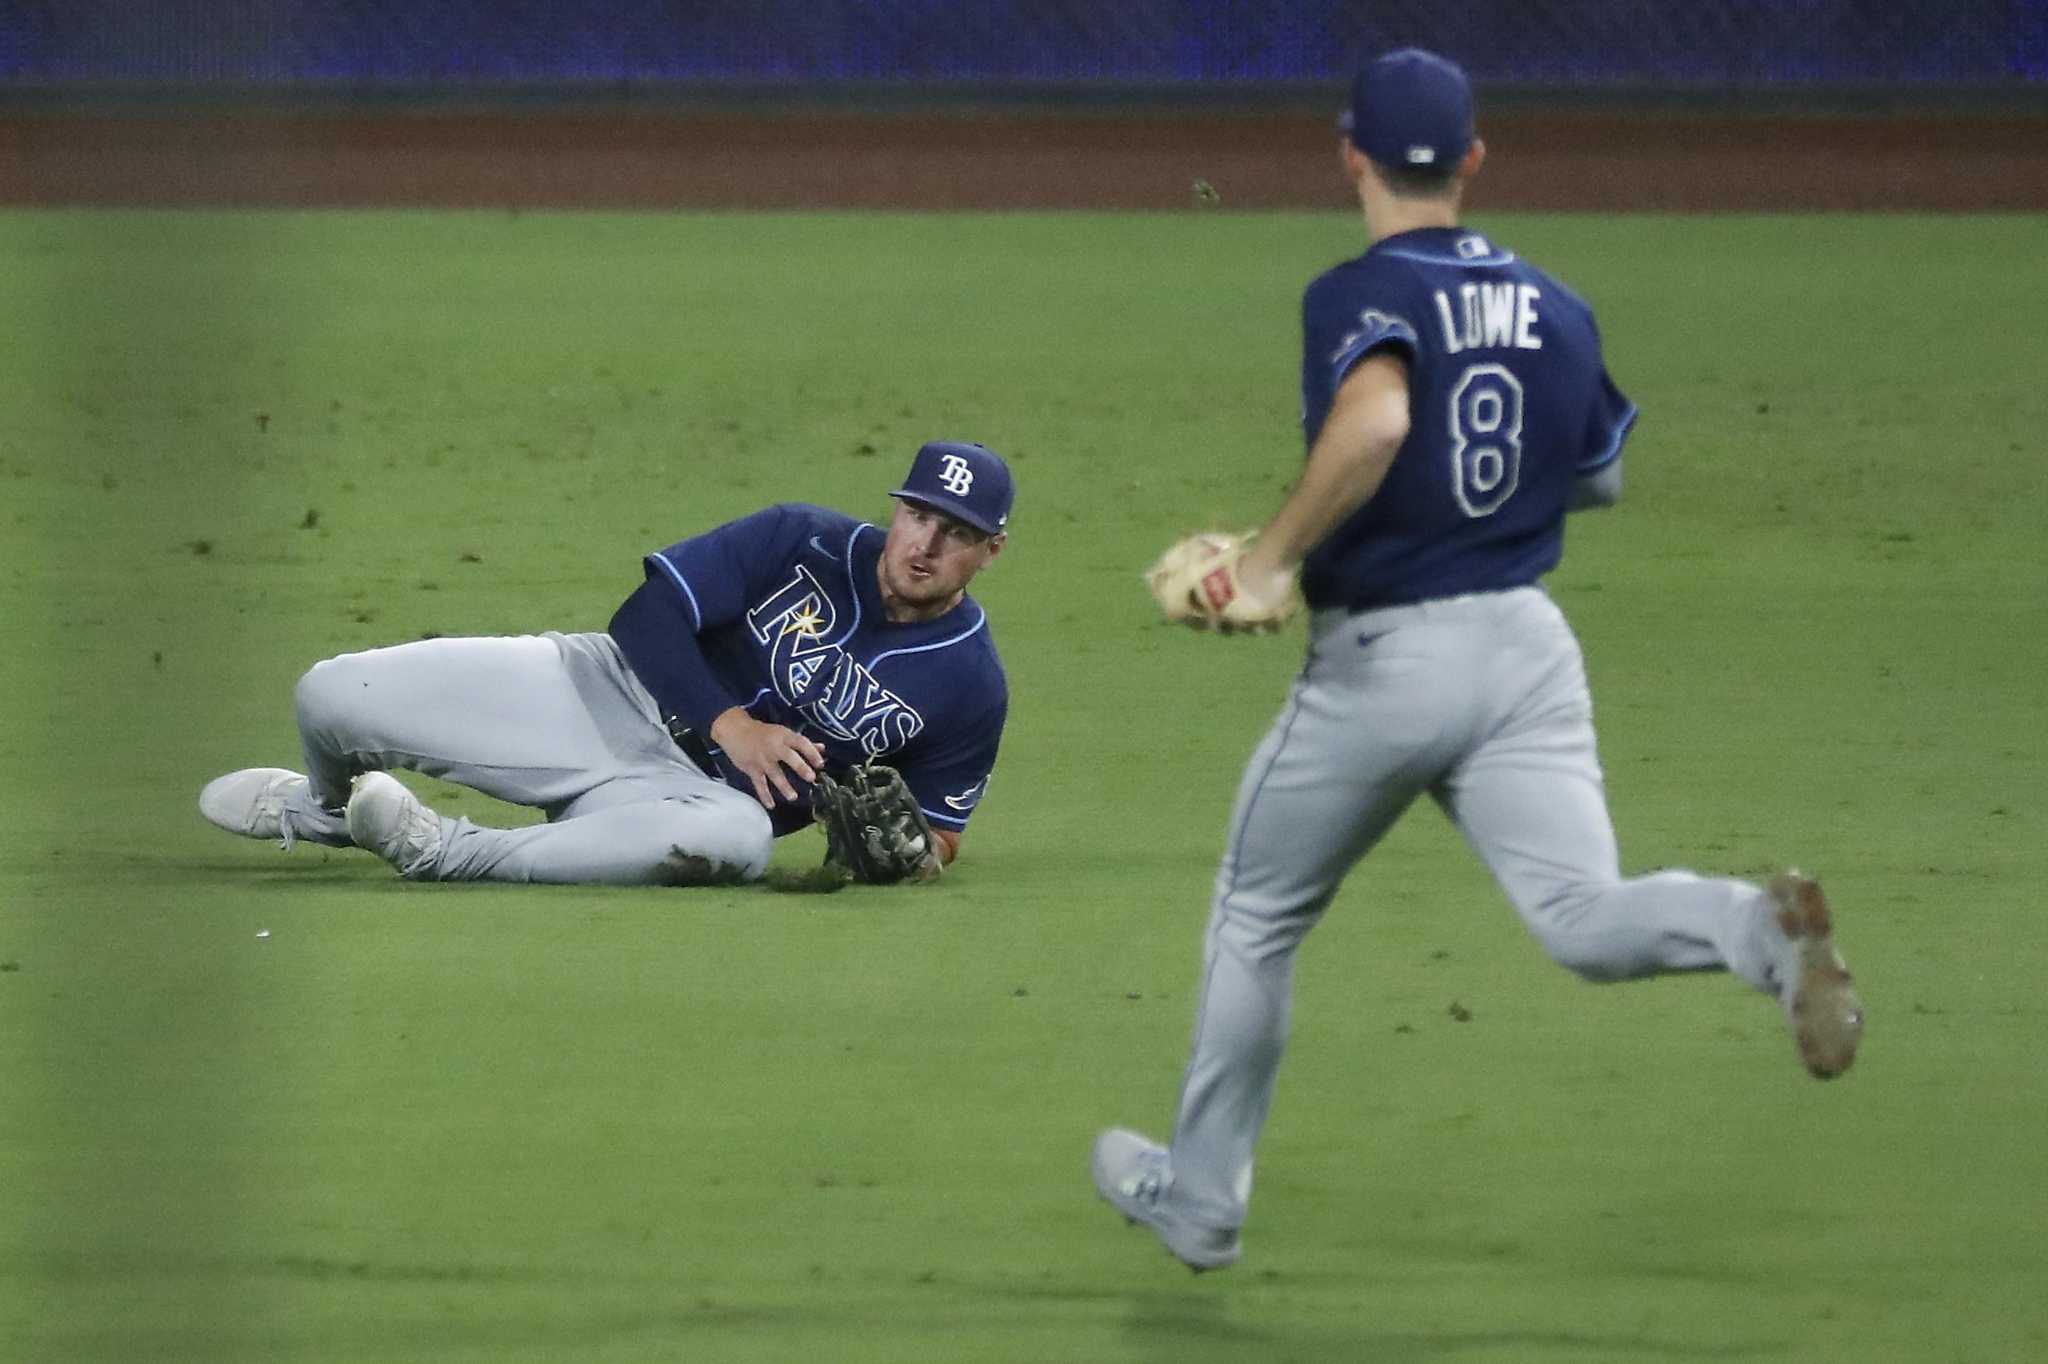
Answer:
[{"left": 1373, "top": 158, "right": 1460, "bottom": 198}]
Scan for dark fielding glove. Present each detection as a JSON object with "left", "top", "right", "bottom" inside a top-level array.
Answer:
[{"left": 812, "top": 762, "right": 942, "bottom": 885}]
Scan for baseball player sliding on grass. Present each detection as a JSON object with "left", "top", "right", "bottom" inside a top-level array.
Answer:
[
  {"left": 198, "top": 441, "right": 1012, "bottom": 888},
  {"left": 1094, "top": 50, "right": 1863, "bottom": 1272}
]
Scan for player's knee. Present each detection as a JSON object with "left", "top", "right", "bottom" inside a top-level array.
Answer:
[
  {"left": 1523, "top": 887, "right": 1632, "bottom": 983},
  {"left": 651, "top": 789, "right": 773, "bottom": 885},
  {"left": 293, "top": 651, "right": 372, "bottom": 733},
  {"left": 1536, "top": 934, "right": 1629, "bottom": 984},
  {"left": 728, "top": 798, "right": 774, "bottom": 878},
  {"left": 1211, "top": 884, "right": 1334, "bottom": 959}
]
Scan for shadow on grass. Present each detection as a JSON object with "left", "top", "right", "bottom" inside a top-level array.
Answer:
[
  {"left": 1235, "top": 1329, "right": 1783, "bottom": 1362},
  {"left": 110, "top": 853, "right": 384, "bottom": 887},
  {"left": 7, "top": 1250, "right": 1796, "bottom": 1363},
  {"left": 1116, "top": 1290, "right": 1783, "bottom": 1363}
]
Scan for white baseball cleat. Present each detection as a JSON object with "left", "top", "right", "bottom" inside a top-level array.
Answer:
[
  {"left": 344, "top": 772, "right": 444, "bottom": 879},
  {"left": 1090, "top": 1127, "right": 1242, "bottom": 1272},
  {"left": 1768, "top": 871, "right": 1864, "bottom": 1079},
  {"left": 199, "top": 767, "right": 315, "bottom": 849}
]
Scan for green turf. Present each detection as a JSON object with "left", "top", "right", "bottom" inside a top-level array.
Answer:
[{"left": 3, "top": 208, "right": 2044, "bottom": 1362}]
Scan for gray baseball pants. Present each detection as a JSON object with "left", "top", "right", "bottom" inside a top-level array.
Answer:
[
  {"left": 1167, "top": 587, "right": 1786, "bottom": 1231},
  {"left": 270, "top": 632, "right": 773, "bottom": 884}
]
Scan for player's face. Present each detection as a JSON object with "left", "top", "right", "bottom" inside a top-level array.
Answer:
[{"left": 878, "top": 499, "right": 1004, "bottom": 621}]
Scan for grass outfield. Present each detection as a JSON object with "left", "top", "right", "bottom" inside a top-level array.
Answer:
[{"left": 3, "top": 209, "right": 2044, "bottom": 1362}]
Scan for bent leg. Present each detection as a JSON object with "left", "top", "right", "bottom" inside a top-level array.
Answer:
[
  {"left": 1437, "top": 607, "right": 1780, "bottom": 991},
  {"left": 1440, "top": 739, "right": 1777, "bottom": 988},
  {"left": 293, "top": 634, "right": 638, "bottom": 811},
  {"left": 312, "top": 633, "right": 776, "bottom": 887},
  {"left": 418, "top": 783, "right": 774, "bottom": 885}
]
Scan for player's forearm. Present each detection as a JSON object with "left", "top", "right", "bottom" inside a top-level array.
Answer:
[
  {"left": 1257, "top": 439, "right": 1397, "bottom": 569},
  {"left": 1247, "top": 356, "right": 1409, "bottom": 580},
  {"left": 608, "top": 578, "right": 740, "bottom": 735}
]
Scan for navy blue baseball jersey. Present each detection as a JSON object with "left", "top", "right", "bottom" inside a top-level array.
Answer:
[
  {"left": 610, "top": 504, "right": 1006, "bottom": 837},
  {"left": 1298, "top": 226, "right": 1637, "bottom": 611}
]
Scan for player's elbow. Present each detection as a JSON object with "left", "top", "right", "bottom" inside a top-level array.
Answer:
[
  {"left": 1328, "top": 353, "right": 1410, "bottom": 462},
  {"left": 1568, "top": 459, "right": 1622, "bottom": 511},
  {"left": 1383, "top": 394, "right": 1413, "bottom": 441},
  {"left": 1320, "top": 400, "right": 1408, "bottom": 504},
  {"left": 1360, "top": 388, "right": 1410, "bottom": 454},
  {"left": 1344, "top": 408, "right": 1408, "bottom": 502}
]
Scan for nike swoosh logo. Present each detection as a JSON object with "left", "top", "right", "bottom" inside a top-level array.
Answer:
[
  {"left": 1358, "top": 631, "right": 1388, "bottom": 649},
  {"left": 809, "top": 536, "right": 832, "bottom": 557}
]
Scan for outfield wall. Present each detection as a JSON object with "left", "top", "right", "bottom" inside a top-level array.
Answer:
[
  {"left": 6, "top": 0, "right": 2045, "bottom": 85},
  {"left": 4, "top": 1, "right": 2045, "bottom": 212}
]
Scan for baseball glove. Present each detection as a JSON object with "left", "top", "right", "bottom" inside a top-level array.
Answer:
[
  {"left": 1145, "top": 531, "right": 1304, "bottom": 634},
  {"left": 812, "top": 762, "right": 942, "bottom": 885}
]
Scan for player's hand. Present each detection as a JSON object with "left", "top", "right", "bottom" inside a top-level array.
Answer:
[
  {"left": 1231, "top": 543, "right": 1302, "bottom": 622},
  {"left": 1145, "top": 530, "right": 1304, "bottom": 634},
  {"left": 708, "top": 707, "right": 827, "bottom": 809},
  {"left": 812, "top": 762, "right": 942, "bottom": 885}
]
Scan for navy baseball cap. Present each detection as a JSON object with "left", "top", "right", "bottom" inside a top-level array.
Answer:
[
  {"left": 1340, "top": 48, "right": 1475, "bottom": 172},
  {"left": 890, "top": 440, "right": 1014, "bottom": 536}
]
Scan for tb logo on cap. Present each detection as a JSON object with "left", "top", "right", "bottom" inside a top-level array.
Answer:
[
  {"left": 892, "top": 439, "right": 1014, "bottom": 535},
  {"left": 937, "top": 454, "right": 975, "bottom": 497}
]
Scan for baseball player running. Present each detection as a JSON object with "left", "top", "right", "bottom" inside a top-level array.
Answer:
[
  {"left": 198, "top": 441, "right": 1012, "bottom": 887},
  {"left": 1092, "top": 50, "right": 1862, "bottom": 1272}
]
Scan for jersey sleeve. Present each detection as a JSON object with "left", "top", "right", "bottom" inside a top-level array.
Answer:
[
  {"left": 643, "top": 505, "right": 808, "bottom": 631},
  {"left": 1308, "top": 272, "right": 1420, "bottom": 389},
  {"left": 1554, "top": 285, "right": 1638, "bottom": 473},
  {"left": 607, "top": 577, "right": 737, "bottom": 735},
  {"left": 615, "top": 504, "right": 815, "bottom": 737},
  {"left": 1580, "top": 367, "right": 1638, "bottom": 473},
  {"left": 893, "top": 691, "right": 1006, "bottom": 833},
  {"left": 1328, "top": 307, "right": 1419, "bottom": 387}
]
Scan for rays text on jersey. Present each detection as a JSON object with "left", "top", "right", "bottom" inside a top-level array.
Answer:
[{"left": 747, "top": 565, "right": 925, "bottom": 755}]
